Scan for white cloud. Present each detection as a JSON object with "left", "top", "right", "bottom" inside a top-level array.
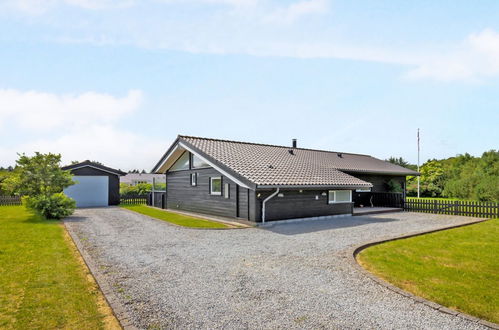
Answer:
[
  {"left": 3, "top": 0, "right": 136, "bottom": 14},
  {"left": 0, "top": 89, "right": 161, "bottom": 170},
  {"left": 0, "top": 89, "right": 142, "bottom": 131},
  {"left": 4, "top": 1, "right": 499, "bottom": 82},
  {"left": 63, "top": 0, "right": 137, "bottom": 10},
  {"left": 265, "top": 0, "right": 329, "bottom": 24},
  {"left": 407, "top": 29, "right": 499, "bottom": 81},
  {"left": 10, "top": 125, "right": 165, "bottom": 170}
]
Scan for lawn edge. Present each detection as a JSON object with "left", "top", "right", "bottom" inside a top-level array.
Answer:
[
  {"left": 120, "top": 205, "right": 248, "bottom": 230},
  {"left": 345, "top": 217, "right": 499, "bottom": 330},
  {"left": 63, "top": 220, "right": 138, "bottom": 330}
]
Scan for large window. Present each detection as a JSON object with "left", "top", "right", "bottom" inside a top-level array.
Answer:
[
  {"left": 328, "top": 190, "right": 352, "bottom": 204},
  {"left": 191, "top": 153, "right": 210, "bottom": 169},
  {"left": 170, "top": 152, "right": 190, "bottom": 171},
  {"left": 210, "top": 177, "right": 222, "bottom": 195}
]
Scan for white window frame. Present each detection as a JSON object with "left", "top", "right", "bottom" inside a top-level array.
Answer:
[
  {"left": 191, "top": 173, "right": 197, "bottom": 186},
  {"left": 328, "top": 190, "right": 352, "bottom": 204},
  {"left": 210, "top": 177, "right": 222, "bottom": 196},
  {"left": 224, "top": 183, "right": 230, "bottom": 198}
]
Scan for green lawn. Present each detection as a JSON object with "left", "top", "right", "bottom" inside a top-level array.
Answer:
[
  {"left": 121, "top": 204, "right": 230, "bottom": 228},
  {"left": 358, "top": 219, "right": 499, "bottom": 324},
  {"left": 0, "top": 205, "right": 114, "bottom": 329}
]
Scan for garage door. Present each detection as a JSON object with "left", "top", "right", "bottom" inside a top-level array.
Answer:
[{"left": 64, "top": 176, "right": 109, "bottom": 208}]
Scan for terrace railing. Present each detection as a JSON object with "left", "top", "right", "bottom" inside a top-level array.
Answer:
[
  {"left": 120, "top": 194, "right": 148, "bottom": 205},
  {"left": 371, "top": 192, "right": 404, "bottom": 208}
]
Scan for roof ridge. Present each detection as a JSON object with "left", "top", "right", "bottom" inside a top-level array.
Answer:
[{"left": 178, "top": 135, "right": 371, "bottom": 157}]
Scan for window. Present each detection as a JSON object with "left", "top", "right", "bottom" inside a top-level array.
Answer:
[
  {"left": 224, "top": 183, "right": 230, "bottom": 198},
  {"left": 191, "top": 173, "right": 197, "bottom": 186},
  {"left": 210, "top": 177, "right": 222, "bottom": 195},
  {"left": 328, "top": 190, "right": 352, "bottom": 204},
  {"left": 170, "top": 152, "right": 190, "bottom": 171},
  {"left": 191, "top": 153, "right": 210, "bottom": 169},
  {"left": 355, "top": 188, "right": 371, "bottom": 192}
]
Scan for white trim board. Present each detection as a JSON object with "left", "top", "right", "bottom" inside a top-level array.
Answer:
[
  {"left": 179, "top": 142, "right": 251, "bottom": 189},
  {"left": 65, "top": 165, "right": 122, "bottom": 176}
]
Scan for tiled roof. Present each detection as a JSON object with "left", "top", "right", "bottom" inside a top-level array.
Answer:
[{"left": 179, "top": 136, "right": 418, "bottom": 187}]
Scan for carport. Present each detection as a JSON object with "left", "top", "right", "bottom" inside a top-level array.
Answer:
[{"left": 62, "top": 161, "right": 126, "bottom": 207}]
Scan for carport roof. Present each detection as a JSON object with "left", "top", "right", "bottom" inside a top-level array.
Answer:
[{"left": 62, "top": 161, "right": 127, "bottom": 176}]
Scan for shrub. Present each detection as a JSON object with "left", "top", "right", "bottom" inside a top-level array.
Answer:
[
  {"left": 386, "top": 179, "right": 403, "bottom": 193},
  {"left": 24, "top": 193, "right": 76, "bottom": 220},
  {"left": 120, "top": 183, "right": 152, "bottom": 196}
]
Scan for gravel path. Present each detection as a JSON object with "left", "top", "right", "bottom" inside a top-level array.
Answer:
[{"left": 65, "top": 207, "right": 487, "bottom": 329}]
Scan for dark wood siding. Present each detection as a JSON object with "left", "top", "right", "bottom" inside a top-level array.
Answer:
[
  {"left": 249, "top": 190, "right": 257, "bottom": 222},
  {"left": 346, "top": 174, "right": 405, "bottom": 192},
  {"left": 69, "top": 167, "right": 121, "bottom": 205},
  {"left": 166, "top": 167, "right": 238, "bottom": 218},
  {"left": 237, "top": 187, "right": 249, "bottom": 220},
  {"left": 254, "top": 189, "right": 353, "bottom": 222}
]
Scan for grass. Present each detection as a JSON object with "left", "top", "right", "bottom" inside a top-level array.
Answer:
[
  {"left": 358, "top": 219, "right": 499, "bottom": 324},
  {"left": 0, "top": 205, "right": 118, "bottom": 329},
  {"left": 121, "top": 204, "right": 230, "bottom": 228}
]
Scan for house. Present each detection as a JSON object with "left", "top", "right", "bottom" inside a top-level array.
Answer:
[
  {"left": 121, "top": 173, "right": 166, "bottom": 186},
  {"left": 151, "top": 135, "right": 419, "bottom": 222},
  {"left": 62, "top": 161, "right": 126, "bottom": 208}
]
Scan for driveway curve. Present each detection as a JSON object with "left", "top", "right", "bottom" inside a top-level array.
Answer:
[{"left": 65, "top": 207, "right": 486, "bottom": 329}]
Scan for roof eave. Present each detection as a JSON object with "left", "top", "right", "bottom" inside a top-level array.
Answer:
[
  {"left": 62, "top": 161, "right": 126, "bottom": 176},
  {"left": 342, "top": 169, "right": 420, "bottom": 176},
  {"left": 151, "top": 136, "right": 182, "bottom": 173},
  {"left": 256, "top": 183, "right": 373, "bottom": 190}
]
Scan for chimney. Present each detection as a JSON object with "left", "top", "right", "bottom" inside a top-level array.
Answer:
[{"left": 292, "top": 139, "right": 297, "bottom": 148}]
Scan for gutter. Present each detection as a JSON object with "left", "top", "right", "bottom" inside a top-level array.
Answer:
[{"left": 261, "top": 188, "right": 279, "bottom": 224}]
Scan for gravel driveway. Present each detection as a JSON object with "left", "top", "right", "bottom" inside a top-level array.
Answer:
[{"left": 65, "top": 207, "right": 487, "bottom": 329}]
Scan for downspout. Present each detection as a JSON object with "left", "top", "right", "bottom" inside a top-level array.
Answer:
[{"left": 262, "top": 188, "right": 280, "bottom": 224}]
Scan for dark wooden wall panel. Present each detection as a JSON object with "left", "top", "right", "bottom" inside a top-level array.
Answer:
[
  {"left": 237, "top": 187, "right": 249, "bottom": 220},
  {"left": 69, "top": 167, "right": 121, "bottom": 205},
  {"left": 254, "top": 189, "right": 353, "bottom": 222},
  {"left": 346, "top": 174, "right": 405, "bottom": 192},
  {"left": 167, "top": 167, "right": 238, "bottom": 218}
]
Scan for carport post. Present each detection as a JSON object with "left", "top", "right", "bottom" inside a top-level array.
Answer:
[{"left": 152, "top": 177, "right": 155, "bottom": 208}]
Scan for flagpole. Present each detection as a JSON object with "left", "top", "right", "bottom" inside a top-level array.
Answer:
[{"left": 417, "top": 128, "right": 420, "bottom": 198}]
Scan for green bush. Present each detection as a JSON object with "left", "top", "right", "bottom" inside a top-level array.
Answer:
[
  {"left": 386, "top": 179, "right": 403, "bottom": 193},
  {"left": 120, "top": 183, "right": 152, "bottom": 196},
  {"left": 25, "top": 193, "right": 76, "bottom": 220}
]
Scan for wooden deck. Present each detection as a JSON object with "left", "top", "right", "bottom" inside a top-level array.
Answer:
[{"left": 353, "top": 207, "right": 403, "bottom": 216}]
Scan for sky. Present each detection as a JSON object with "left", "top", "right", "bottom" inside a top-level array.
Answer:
[{"left": 0, "top": 0, "right": 498, "bottom": 171}]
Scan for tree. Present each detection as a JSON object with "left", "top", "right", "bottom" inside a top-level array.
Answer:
[
  {"left": 6, "top": 153, "right": 76, "bottom": 219},
  {"left": 0, "top": 169, "right": 12, "bottom": 196},
  {"left": 407, "top": 150, "right": 499, "bottom": 201}
]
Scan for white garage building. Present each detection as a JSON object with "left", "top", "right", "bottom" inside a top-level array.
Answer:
[{"left": 62, "top": 161, "right": 126, "bottom": 208}]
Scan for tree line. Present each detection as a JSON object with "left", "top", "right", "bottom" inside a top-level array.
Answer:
[{"left": 388, "top": 150, "right": 499, "bottom": 202}]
